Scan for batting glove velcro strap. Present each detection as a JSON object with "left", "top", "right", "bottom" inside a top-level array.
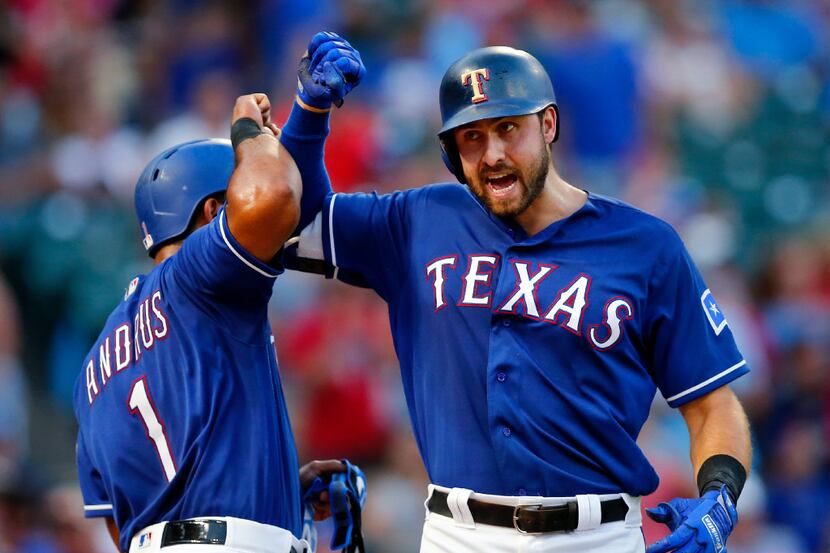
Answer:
[
  {"left": 301, "top": 459, "right": 367, "bottom": 553},
  {"left": 328, "top": 460, "right": 367, "bottom": 553},
  {"left": 646, "top": 486, "right": 738, "bottom": 553},
  {"left": 297, "top": 31, "right": 366, "bottom": 110}
]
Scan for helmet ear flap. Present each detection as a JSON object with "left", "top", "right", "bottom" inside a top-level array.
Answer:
[{"left": 439, "top": 135, "right": 467, "bottom": 184}]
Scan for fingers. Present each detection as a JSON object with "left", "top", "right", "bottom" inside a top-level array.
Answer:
[
  {"left": 646, "top": 502, "right": 683, "bottom": 532},
  {"left": 646, "top": 526, "right": 694, "bottom": 553},
  {"left": 333, "top": 56, "right": 365, "bottom": 83},
  {"left": 265, "top": 123, "right": 281, "bottom": 138},
  {"left": 232, "top": 93, "right": 273, "bottom": 128},
  {"left": 313, "top": 48, "right": 361, "bottom": 75},
  {"left": 307, "top": 31, "right": 342, "bottom": 57},
  {"left": 309, "top": 38, "right": 358, "bottom": 71},
  {"left": 310, "top": 55, "right": 363, "bottom": 100},
  {"left": 249, "top": 93, "right": 272, "bottom": 128},
  {"left": 302, "top": 459, "right": 347, "bottom": 481},
  {"left": 646, "top": 505, "right": 671, "bottom": 523},
  {"left": 671, "top": 540, "right": 704, "bottom": 553},
  {"left": 312, "top": 501, "right": 332, "bottom": 521},
  {"left": 232, "top": 94, "right": 264, "bottom": 126}
]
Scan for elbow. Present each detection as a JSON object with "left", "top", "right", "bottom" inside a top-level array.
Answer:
[
  {"left": 268, "top": 181, "right": 301, "bottom": 233},
  {"left": 227, "top": 175, "right": 300, "bottom": 235}
]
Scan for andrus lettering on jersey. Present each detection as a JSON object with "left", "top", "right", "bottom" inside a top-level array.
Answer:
[
  {"left": 426, "top": 255, "right": 634, "bottom": 350},
  {"left": 85, "top": 290, "right": 169, "bottom": 405}
]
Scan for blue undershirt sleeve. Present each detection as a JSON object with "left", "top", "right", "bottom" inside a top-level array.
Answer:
[{"left": 279, "top": 101, "right": 332, "bottom": 232}]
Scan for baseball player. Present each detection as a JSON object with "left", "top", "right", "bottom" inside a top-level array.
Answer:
[
  {"left": 282, "top": 40, "right": 752, "bottom": 553},
  {"left": 73, "top": 35, "right": 366, "bottom": 553}
]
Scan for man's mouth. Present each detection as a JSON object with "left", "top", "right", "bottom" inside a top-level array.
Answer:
[{"left": 484, "top": 172, "right": 518, "bottom": 196}]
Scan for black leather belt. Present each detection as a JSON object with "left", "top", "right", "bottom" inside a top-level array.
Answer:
[
  {"left": 161, "top": 520, "right": 227, "bottom": 547},
  {"left": 427, "top": 490, "right": 629, "bottom": 534},
  {"left": 159, "top": 520, "right": 306, "bottom": 552}
]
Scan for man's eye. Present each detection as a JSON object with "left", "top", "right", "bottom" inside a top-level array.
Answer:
[
  {"left": 500, "top": 122, "right": 516, "bottom": 132},
  {"left": 464, "top": 131, "right": 481, "bottom": 141}
]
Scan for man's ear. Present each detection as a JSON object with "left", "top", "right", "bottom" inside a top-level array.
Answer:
[
  {"left": 203, "top": 197, "right": 221, "bottom": 223},
  {"left": 542, "top": 106, "right": 557, "bottom": 145}
]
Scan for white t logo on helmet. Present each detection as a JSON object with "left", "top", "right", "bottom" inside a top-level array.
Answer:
[{"left": 461, "top": 68, "right": 490, "bottom": 104}]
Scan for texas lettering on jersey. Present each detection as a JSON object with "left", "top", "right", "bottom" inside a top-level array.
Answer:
[
  {"left": 84, "top": 289, "right": 169, "bottom": 405},
  {"left": 426, "top": 255, "right": 633, "bottom": 350}
]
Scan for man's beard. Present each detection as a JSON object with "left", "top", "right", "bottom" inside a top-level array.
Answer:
[{"left": 468, "top": 143, "right": 550, "bottom": 218}]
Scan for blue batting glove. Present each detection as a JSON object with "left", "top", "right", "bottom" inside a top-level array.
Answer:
[
  {"left": 297, "top": 31, "right": 366, "bottom": 109},
  {"left": 646, "top": 486, "right": 738, "bottom": 553}
]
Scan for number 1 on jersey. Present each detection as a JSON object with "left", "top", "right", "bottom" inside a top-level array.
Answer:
[{"left": 128, "top": 376, "right": 178, "bottom": 482}]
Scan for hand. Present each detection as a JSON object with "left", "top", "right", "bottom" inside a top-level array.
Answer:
[
  {"left": 232, "top": 93, "right": 281, "bottom": 137},
  {"left": 300, "top": 459, "right": 347, "bottom": 521},
  {"left": 646, "top": 486, "right": 738, "bottom": 553},
  {"left": 297, "top": 31, "right": 366, "bottom": 110}
]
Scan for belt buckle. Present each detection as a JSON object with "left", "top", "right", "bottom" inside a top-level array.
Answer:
[{"left": 512, "top": 504, "right": 544, "bottom": 534}]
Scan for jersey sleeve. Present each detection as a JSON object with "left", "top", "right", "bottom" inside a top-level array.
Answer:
[
  {"left": 293, "top": 190, "right": 414, "bottom": 302},
  {"left": 165, "top": 207, "right": 281, "bottom": 342},
  {"left": 76, "top": 430, "right": 113, "bottom": 519},
  {"left": 169, "top": 206, "right": 281, "bottom": 306},
  {"left": 645, "top": 232, "right": 749, "bottom": 408}
]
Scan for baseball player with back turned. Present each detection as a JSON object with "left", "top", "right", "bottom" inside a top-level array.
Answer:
[
  {"left": 281, "top": 36, "right": 752, "bottom": 553},
  {"left": 72, "top": 35, "right": 367, "bottom": 553}
]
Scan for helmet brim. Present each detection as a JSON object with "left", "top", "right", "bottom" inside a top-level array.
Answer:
[{"left": 438, "top": 99, "right": 554, "bottom": 136}]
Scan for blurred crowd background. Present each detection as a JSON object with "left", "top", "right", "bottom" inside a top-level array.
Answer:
[{"left": 0, "top": 0, "right": 828, "bottom": 551}]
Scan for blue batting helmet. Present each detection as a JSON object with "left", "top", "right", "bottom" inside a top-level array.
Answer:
[
  {"left": 437, "top": 46, "right": 558, "bottom": 182},
  {"left": 134, "top": 138, "right": 233, "bottom": 257}
]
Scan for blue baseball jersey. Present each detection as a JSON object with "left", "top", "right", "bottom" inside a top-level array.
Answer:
[
  {"left": 295, "top": 185, "right": 748, "bottom": 497},
  {"left": 73, "top": 208, "right": 301, "bottom": 552}
]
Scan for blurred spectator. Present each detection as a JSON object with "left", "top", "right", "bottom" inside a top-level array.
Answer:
[
  {"left": 44, "top": 486, "right": 112, "bottom": 553},
  {"left": 756, "top": 339, "right": 828, "bottom": 460},
  {"left": 362, "top": 430, "right": 430, "bottom": 553},
  {"left": 642, "top": 1, "right": 755, "bottom": 139},
  {"left": 0, "top": 461, "right": 58, "bottom": 553},
  {"left": 49, "top": 102, "right": 144, "bottom": 202},
  {"left": 147, "top": 70, "right": 238, "bottom": 155},
  {"left": 721, "top": 0, "right": 821, "bottom": 80},
  {"left": 766, "top": 420, "right": 830, "bottom": 552},
  {"left": 528, "top": 0, "right": 641, "bottom": 195},
  {"left": 279, "top": 283, "right": 394, "bottom": 464},
  {"left": 729, "top": 476, "right": 808, "bottom": 553},
  {"left": 756, "top": 237, "right": 830, "bottom": 349},
  {"left": 0, "top": 272, "right": 28, "bottom": 461}
]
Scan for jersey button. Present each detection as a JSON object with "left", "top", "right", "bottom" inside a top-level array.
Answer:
[
  {"left": 502, "top": 320, "right": 511, "bottom": 327},
  {"left": 502, "top": 426, "right": 511, "bottom": 437},
  {"left": 496, "top": 372, "right": 507, "bottom": 382},
  {"left": 518, "top": 488, "right": 527, "bottom": 496}
]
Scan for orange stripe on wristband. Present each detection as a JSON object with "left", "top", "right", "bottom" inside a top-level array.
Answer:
[{"left": 296, "top": 96, "right": 332, "bottom": 113}]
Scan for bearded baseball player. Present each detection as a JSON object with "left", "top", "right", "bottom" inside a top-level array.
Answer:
[
  {"left": 73, "top": 35, "right": 366, "bottom": 553},
  {"left": 282, "top": 38, "right": 752, "bottom": 553}
]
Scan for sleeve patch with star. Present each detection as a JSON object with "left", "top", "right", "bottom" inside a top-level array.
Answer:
[{"left": 701, "top": 289, "right": 727, "bottom": 336}]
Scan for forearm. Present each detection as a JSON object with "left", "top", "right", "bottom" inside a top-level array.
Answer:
[
  {"left": 680, "top": 386, "right": 752, "bottom": 477},
  {"left": 279, "top": 100, "right": 333, "bottom": 231}
]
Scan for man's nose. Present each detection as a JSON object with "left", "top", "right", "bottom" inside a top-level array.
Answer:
[{"left": 482, "top": 135, "right": 506, "bottom": 168}]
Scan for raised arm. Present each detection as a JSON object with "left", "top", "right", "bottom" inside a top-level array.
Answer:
[
  {"left": 225, "top": 93, "right": 301, "bottom": 262},
  {"left": 279, "top": 32, "right": 365, "bottom": 232}
]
